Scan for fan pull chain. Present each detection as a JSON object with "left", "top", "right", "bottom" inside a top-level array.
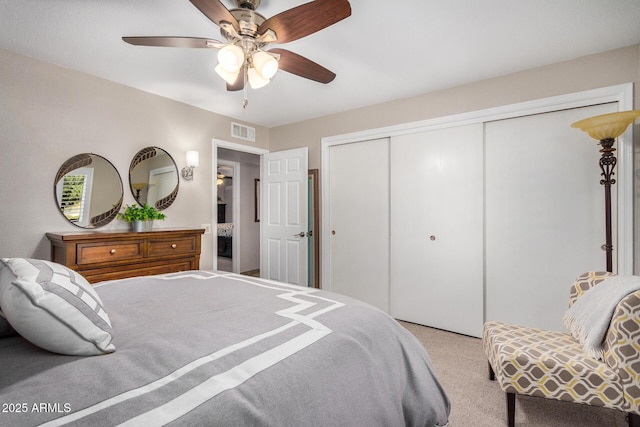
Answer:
[{"left": 242, "top": 62, "right": 249, "bottom": 109}]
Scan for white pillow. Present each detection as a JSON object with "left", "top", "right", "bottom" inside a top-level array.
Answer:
[{"left": 0, "top": 258, "right": 115, "bottom": 356}]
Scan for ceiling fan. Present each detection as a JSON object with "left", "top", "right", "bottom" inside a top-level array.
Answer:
[{"left": 123, "top": 0, "right": 351, "bottom": 107}]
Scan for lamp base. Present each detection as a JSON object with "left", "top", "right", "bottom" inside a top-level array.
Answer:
[{"left": 598, "top": 137, "right": 616, "bottom": 273}]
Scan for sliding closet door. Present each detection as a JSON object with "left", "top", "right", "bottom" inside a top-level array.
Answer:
[
  {"left": 485, "top": 103, "right": 617, "bottom": 331},
  {"left": 328, "top": 138, "right": 389, "bottom": 312},
  {"left": 390, "top": 124, "right": 484, "bottom": 337}
]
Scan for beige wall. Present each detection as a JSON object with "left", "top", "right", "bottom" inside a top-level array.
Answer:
[
  {"left": 269, "top": 44, "right": 640, "bottom": 272},
  {"left": 0, "top": 47, "right": 269, "bottom": 269},
  {"left": 2, "top": 44, "right": 639, "bottom": 273}
]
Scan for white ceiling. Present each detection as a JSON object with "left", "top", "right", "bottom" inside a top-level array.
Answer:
[{"left": 1, "top": 0, "right": 639, "bottom": 128}]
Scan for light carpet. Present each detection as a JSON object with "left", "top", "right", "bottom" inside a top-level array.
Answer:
[{"left": 399, "top": 321, "right": 628, "bottom": 426}]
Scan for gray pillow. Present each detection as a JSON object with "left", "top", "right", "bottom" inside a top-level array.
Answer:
[{"left": 0, "top": 258, "right": 115, "bottom": 356}]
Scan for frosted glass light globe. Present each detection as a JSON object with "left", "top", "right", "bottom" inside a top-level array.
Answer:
[
  {"left": 217, "top": 45, "right": 244, "bottom": 73},
  {"left": 252, "top": 51, "right": 278, "bottom": 79}
]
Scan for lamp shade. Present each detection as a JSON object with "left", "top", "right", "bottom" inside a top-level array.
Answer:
[
  {"left": 248, "top": 67, "right": 270, "bottom": 89},
  {"left": 252, "top": 51, "right": 278, "bottom": 79},
  {"left": 215, "top": 64, "right": 241, "bottom": 85},
  {"left": 217, "top": 45, "right": 244, "bottom": 73},
  {"left": 186, "top": 151, "right": 199, "bottom": 168},
  {"left": 131, "top": 182, "right": 147, "bottom": 191},
  {"left": 571, "top": 110, "right": 640, "bottom": 140}
]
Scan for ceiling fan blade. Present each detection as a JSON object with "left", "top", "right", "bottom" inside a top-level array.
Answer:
[
  {"left": 227, "top": 67, "right": 245, "bottom": 91},
  {"left": 189, "top": 0, "right": 239, "bottom": 32},
  {"left": 122, "top": 36, "right": 222, "bottom": 48},
  {"left": 270, "top": 48, "right": 336, "bottom": 84},
  {"left": 258, "top": 0, "right": 351, "bottom": 44}
]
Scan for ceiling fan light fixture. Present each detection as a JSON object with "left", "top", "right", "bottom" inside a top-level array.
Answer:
[
  {"left": 215, "top": 64, "right": 241, "bottom": 85},
  {"left": 252, "top": 50, "right": 278, "bottom": 79},
  {"left": 248, "top": 67, "right": 270, "bottom": 89},
  {"left": 217, "top": 44, "right": 244, "bottom": 73},
  {"left": 123, "top": 0, "right": 352, "bottom": 107}
]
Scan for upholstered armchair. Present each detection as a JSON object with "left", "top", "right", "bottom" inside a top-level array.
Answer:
[{"left": 483, "top": 272, "right": 640, "bottom": 427}]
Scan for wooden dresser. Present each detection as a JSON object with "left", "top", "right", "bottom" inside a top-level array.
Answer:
[{"left": 46, "top": 228, "right": 205, "bottom": 283}]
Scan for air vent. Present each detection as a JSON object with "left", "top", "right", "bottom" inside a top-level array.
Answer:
[{"left": 231, "top": 122, "right": 256, "bottom": 142}]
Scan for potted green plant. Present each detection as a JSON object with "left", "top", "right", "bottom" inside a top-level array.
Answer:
[{"left": 117, "top": 204, "right": 166, "bottom": 232}]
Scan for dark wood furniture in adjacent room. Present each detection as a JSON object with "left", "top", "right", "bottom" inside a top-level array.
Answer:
[{"left": 46, "top": 228, "right": 205, "bottom": 283}]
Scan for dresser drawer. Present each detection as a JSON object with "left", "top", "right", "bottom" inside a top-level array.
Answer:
[
  {"left": 81, "top": 259, "right": 195, "bottom": 283},
  {"left": 47, "top": 228, "right": 204, "bottom": 284},
  {"left": 77, "top": 241, "right": 143, "bottom": 265},
  {"left": 148, "top": 237, "right": 196, "bottom": 257}
]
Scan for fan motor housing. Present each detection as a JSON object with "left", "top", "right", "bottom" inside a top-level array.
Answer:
[
  {"left": 227, "top": 9, "right": 266, "bottom": 38},
  {"left": 233, "top": 0, "right": 261, "bottom": 11}
]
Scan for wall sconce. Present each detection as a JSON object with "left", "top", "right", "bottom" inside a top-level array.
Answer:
[
  {"left": 181, "top": 150, "right": 199, "bottom": 181},
  {"left": 571, "top": 110, "right": 640, "bottom": 272}
]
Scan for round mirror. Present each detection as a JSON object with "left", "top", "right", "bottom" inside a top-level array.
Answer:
[
  {"left": 54, "top": 153, "right": 123, "bottom": 228},
  {"left": 129, "top": 147, "right": 179, "bottom": 210}
]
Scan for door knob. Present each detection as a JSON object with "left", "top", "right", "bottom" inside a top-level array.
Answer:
[{"left": 294, "top": 232, "right": 306, "bottom": 238}]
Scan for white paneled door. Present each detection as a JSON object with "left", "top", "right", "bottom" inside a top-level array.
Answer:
[
  {"left": 261, "top": 148, "right": 308, "bottom": 286},
  {"left": 390, "top": 124, "right": 484, "bottom": 337},
  {"left": 484, "top": 103, "right": 618, "bottom": 331},
  {"left": 328, "top": 138, "right": 390, "bottom": 312}
]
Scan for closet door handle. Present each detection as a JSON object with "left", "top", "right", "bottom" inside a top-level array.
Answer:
[{"left": 294, "top": 232, "right": 307, "bottom": 238}]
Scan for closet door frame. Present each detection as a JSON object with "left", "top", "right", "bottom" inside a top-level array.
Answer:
[{"left": 321, "top": 83, "right": 634, "bottom": 290}]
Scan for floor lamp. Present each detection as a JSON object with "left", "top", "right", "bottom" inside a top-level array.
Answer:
[{"left": 571, "top": 110, "right": 640, "bottom": 272}]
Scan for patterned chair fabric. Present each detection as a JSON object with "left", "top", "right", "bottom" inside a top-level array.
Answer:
[{"left": 483, "top": 272, "right": 640, "bottom": 425}]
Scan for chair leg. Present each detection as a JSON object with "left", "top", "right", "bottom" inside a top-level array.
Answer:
[
  {"left": 488, "top": 361, "right": 495, "bottom": 381},
  {"left": 629, "top": 412, "right": 640, "bottom": 427},
  {"left": 506, "top": 393, "right": 515, "bottom": 427}
]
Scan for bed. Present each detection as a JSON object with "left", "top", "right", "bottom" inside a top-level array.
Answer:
[{"left": 0, "top": 258, "right": 450, "bottom": 426}]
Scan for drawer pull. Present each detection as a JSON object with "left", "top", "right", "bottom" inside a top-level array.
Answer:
[
  {"left": 110, "top": 249, "right": 116, "bottom": 255},
  {"left": 171, "top": 244, "right": 177, "bottom": 249}
]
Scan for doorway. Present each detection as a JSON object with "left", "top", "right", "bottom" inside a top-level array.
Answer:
[
  {"left": 216, "top": 148, "right": 260, "bottom": 275},
  {"left": 215, "top": 160, "right": 239, "bottom": 272},
  {"left": 212, "top": 139, "right": 320, "bottom": 287},
  {"left": 308, "top": 169, "right": 320, "bottom": 288}
]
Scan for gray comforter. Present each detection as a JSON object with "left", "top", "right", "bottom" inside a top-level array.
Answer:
[{"left": 0, "top": 271, "right": 450, "bottom": 426}]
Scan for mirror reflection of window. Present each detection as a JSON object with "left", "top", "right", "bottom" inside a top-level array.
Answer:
[
  {"left": 54, "top": 153, "right": 123, "bottom": 228},
  {"left": 56, "top": 169, "right": 93, "bottom": 226}
]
